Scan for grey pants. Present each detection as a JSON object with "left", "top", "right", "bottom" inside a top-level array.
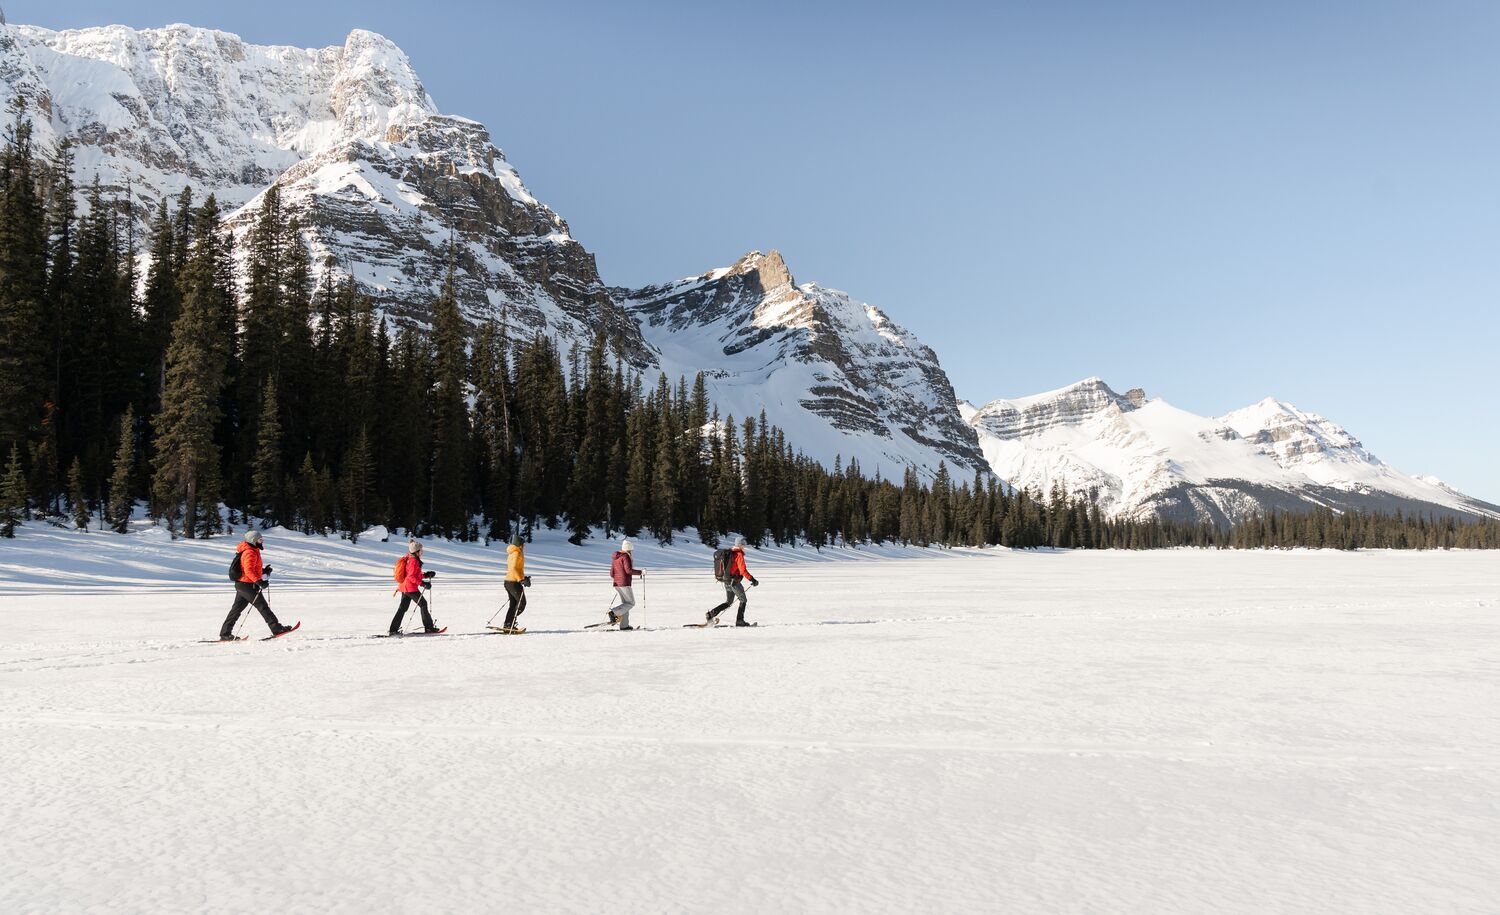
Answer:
[{"left": 610, "top": 585, "right": 636, "bottom": 627}]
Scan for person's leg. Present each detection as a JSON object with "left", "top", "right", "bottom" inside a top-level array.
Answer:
[
  {"left": 251, "top": 587, "right": 282, "bottom": 631},
  {"left": 390, "top": 593, "right": 414, "bottom": 633},
  {"left": 613, "top": 586, "right": 635, "bottom": 628},
  {"left": 220, "top": 584, "right": 252, "bottom": 639},
  {"left": 417, "top": 592, "right": 435, "bottom": 630},
  {"left": 707, "top": 582, "right": 735, "bottom": 621},
  {"left": 732, "top": 580, "right": 749, "bottom": 625},
  {"left": 503, "top": 581, "right": 522, "bottom": 629}
]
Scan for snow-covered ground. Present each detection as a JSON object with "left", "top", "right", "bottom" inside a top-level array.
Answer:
[{"left": 2, "top": 525, "right": 1497, "bottom": 912}]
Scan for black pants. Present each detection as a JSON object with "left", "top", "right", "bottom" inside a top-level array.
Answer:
[
  {"left": 503, "top": 580, "right": 527, "bottom": 629},
  {"left": 222, "top": 581, "right": 281, "bottom": 638},
  {"left": 709, "top": 579, "right": 747, "bottom": 623},
  {"left": 390, "top": 590, "right": 435, "bottom": 633}
]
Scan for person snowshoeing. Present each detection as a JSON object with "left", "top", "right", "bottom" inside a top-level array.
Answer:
[
  {"left": 606, "top": 539, "right": 645, "bottom": 630},
  {"left": 389, "top": 540, "right": 438, "bottom": 635},
  {"left": 706, "top": 535, "right": 759, "bottom": 627},
  {"left": 220, "top": 530, "right": 292, "bottom": 640},
  {"left": 501, "top": 533, "right": 529, "bottom": 631}
]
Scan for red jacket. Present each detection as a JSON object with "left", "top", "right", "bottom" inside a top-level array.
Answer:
[
  {"left": 611, "top": 551, "right": 642, "bottom": 587},
  {"left": 237, "top": 541, "right": 264, "bottom": 583},
  {"left": 398, "top": 554, "right": 425, "bottom": 593},
  {"left": 727, "top": 547, "right": 752, "bottom": 582}
]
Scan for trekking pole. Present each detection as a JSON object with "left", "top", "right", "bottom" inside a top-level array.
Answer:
[
  {"left": 486, "top": 587, "right": 506, "bottom": 628},
  {"left": 638, "top": 575, "right": 645, "bottom": 630},
  {"left": 425, "top": 580, "right": 438, "bottom": 630}
]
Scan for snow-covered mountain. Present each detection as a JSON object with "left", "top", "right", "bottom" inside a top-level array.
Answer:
[
  {"left": 961, "top": 378, "right": 1500, "bottom": 523},
  {"left": 618, "top": 251, "right": 986, "bottom": 479},
  {"left": 0, "top": 21, "right": 645, "bottom": 358},
  {"left": 5, "top": 17, "right": 1486, "bottom": 507},
  {"left": 3, "top": 19, "right": 982, "bottom": 479}
]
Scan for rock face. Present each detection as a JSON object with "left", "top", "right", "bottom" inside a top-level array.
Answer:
[
  {"left": 1, "top": 22, "right": 645, "bottom": 358},
  {"left": 962, "top": 379, "right": 1500, "bottom": 523},
  {"left": 619, "top": 251, "right": 987, "bottom": 480}
]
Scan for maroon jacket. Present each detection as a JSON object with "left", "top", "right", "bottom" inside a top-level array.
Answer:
[{"left": 610, "top": 551, "right": 642, "bottom": 587}]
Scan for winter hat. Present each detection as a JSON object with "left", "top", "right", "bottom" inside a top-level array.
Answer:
[
  {"left": 510, "top": 533, "right": 523, "bottom": 547},
  {"left": 408, "top": 541, "right": 423, "bottom": 555},
  {"left": 243, "top": 530, "right": 263, "bottom": 546},
  {"left": 620, "top": 539, "right": 634, "bottom": 553},
  {"left": 733, "top": 535, "right": 745, "bottom": 548}
]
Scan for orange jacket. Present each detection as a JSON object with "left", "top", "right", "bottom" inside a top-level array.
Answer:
[
  {"left": 237, "top": 541, "right": 264, "bottom": 583},
  {"left": 728, "top": 547, "right": 752, "bottom": 581},
  {"left": 506, "top": 544, "right": 525, "bottom": 581},
  {"left": 397, "top": 553, "right": 425, "bottom": 593}
]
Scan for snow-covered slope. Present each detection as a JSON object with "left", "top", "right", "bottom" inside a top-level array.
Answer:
[
  {"left": 962, "top": 378, "right": 1500, "bottom": 523},
  {"left": 620, "top": 251, "right": 987, "bottom": 480},
  {"left": 0, "top": 21, "right": 645, "bottom": 356}
]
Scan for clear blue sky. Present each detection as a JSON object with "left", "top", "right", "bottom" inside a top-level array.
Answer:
[{"left": 17, "top": 0, "right": 1500, "bottom": 501}]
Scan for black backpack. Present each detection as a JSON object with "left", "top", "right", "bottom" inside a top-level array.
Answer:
[
  {"left": 228, "top": 551, "right": 243, "bottom": 581},
  {"left": 712, "top": 548, "right": 729, "bottom": 582}
]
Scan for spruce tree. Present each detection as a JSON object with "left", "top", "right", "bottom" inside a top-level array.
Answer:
[
  {"left": 340, "top": 425, "right": 376, "bottom": 541},
  {"left": 0, "top": 443, "right": 27, "bottom": 536},
  {"left": 0, "top": 111, "right": 49, "bottom": 457},
  {"left": 428, "top": 263, "right": 469, "bottom": 537},
  {"left": 67, "top": 456, "right": 89, "bottom": 529},
  {"left": 151, "top": 199, "right": 230, "bottom": 539},
  {"left": 250, "top": 379, "right": 283, "bottom": 525},
  {"left": 107, "top": 404, "right": 136, "bottom": 533}
]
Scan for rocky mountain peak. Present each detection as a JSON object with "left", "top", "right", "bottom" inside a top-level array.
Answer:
[
  {"left": 725, "top": 249, "right": 795, "bottom": 291},
  {"left": 970, "top": 377, "right": 1142, "bottom": 440}
]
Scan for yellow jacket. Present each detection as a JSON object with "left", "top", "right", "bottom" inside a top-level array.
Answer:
[{"left": 506, "top": 544, "right": 525, "bottom": 581}]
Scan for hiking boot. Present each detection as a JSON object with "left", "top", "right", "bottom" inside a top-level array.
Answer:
[
  {"left": 273, "top": 624, "right": 293, "bottom": 635},
  {"left": 619, "top": 624, "right": 634, "bottom": 631},
  {"left": 706, "top": 611, "right": 720, "bottom": 625},
  {"left": 424, "top": 627, "right": 441, "bottom": 634},
  {"left": 735, "top": 619, "right": 753, "bottom": 627},
  {"left": 608, "top": 610, "right": 619, "bottom": 625}
]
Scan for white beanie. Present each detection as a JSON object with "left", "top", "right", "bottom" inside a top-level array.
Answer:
[
  {"left": 733, "top": 535, "right": 745, "bottom": 548},
  {"left": 620, "top": 539, "right": 634, "bottom": 553},
  {"left": 408, "top": 541, "right": 422, "bottom": 555}
]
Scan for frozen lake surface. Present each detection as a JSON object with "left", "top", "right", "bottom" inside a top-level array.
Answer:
[{"left": 2, "top": 527, "right": 1496, "bottom": 912}]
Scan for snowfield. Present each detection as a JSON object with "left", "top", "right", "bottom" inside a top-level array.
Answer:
[{"left": 2, "top": 526, "right": 1497, "bottom": 913}]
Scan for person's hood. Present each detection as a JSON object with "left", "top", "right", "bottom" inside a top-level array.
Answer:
[
  {"left": 732, "top": 545, "right": 744, "bottom": 552},
  {"left": 613, "top": 551, "right": 629, "bottom": 559},
  {"left": 237, "top": 541, "right": 259, "bottom": 554},
  {"left": 507, "top": 544, "right": 521, "bottom": 554}
]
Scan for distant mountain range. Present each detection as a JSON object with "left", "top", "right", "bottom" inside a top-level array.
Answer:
[{"left": 4, "top": 19, "right": 1492, "bottom": 524}]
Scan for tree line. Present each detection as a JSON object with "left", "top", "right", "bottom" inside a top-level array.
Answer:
[{"left": 0, "top": 111, "right": 1495, "bottom": 550}]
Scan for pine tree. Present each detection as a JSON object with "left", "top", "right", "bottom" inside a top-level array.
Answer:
[
  {"left": 67, "top": 456, "right": 89, "bottom": 529},
  {"left": 107, "top": 404, "right": 136, "bottom": 533},
  {"left": 340, "top": 425, "right": 376, "bottom": 541},
  {"left": 151, "top": 198, "right": 231, "bottom": 539},
  {"left": 428, "top": 262, "right": 469, "bottom": 537},
  {"left": 0, "top": 443, "right": 27, "bottom": 536},
  {"left": 250, "top": 379, "right": 282, "bottom": 525},
  {"left": 0, "top": 111, "right": 50, "bottom": 457}
]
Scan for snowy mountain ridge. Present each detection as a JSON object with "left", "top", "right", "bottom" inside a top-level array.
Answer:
[
  {"left": 619, "top": 251, "right": 986, "bottom": 478},
  {"left": 962, "top": 378, "right": 1499, "bottom": 523}
]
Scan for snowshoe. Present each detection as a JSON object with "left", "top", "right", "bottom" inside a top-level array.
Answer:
[{"left": 262, "top": 621, "right": 301, "bottom": 641}]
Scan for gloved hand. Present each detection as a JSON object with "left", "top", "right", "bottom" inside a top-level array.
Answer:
[
  {"left": 263, "top": 566, "right": 273, "bottom": 575},
  {"left": 257, "top": 580, "right": 269, "bottom": 591},
  {"left": 423, "top": 570, "right": 436, "bottom": 579},
  {"left": 522, "top": 575, "right": 532, "bottom": 588},
  {"left": 750, "top": 578, "right": 760, "bottom": 587}
]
